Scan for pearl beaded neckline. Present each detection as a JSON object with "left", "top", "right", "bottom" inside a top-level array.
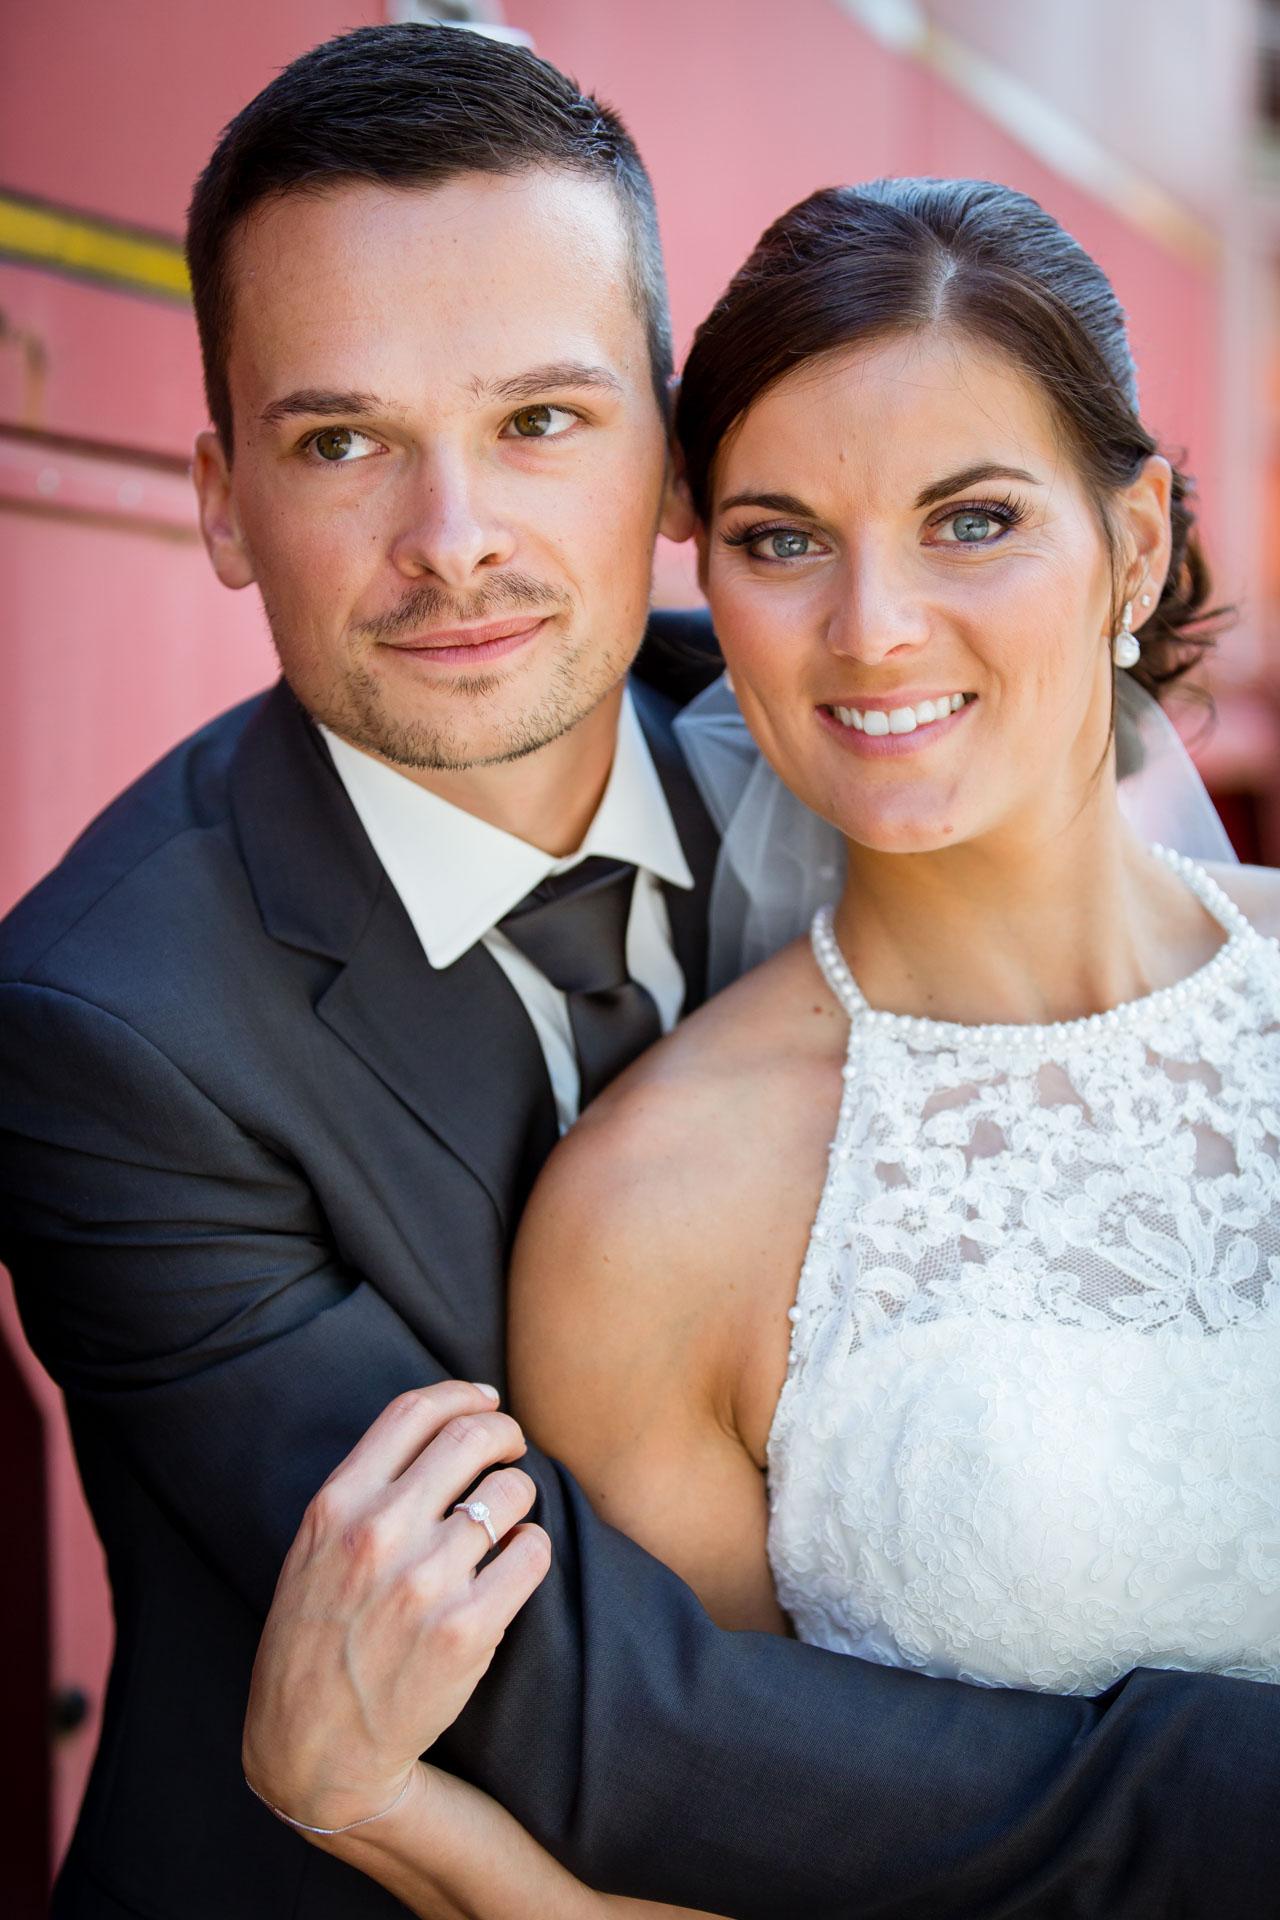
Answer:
[{"left": 810, "top": 845, "right": 1257, "bottom": 1051}]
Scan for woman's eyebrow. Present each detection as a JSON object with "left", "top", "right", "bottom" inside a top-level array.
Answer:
[
  {"left": 717, "top": 490, "right": 815, "bottom": 517},
  {"left": 914, "top": 463, "right": 1039, "bottom": 509}
]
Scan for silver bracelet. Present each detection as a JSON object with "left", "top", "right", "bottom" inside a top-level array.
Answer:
[{"left": 245, "top": 1770, "right": 413, "bottom": 1836}]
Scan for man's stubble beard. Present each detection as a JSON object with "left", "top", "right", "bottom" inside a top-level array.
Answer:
[
  {"left": 336, "top": 629, "right": 623, "bottom": 771},
  {"left": 264, "top": 576, "right": 635, "bottom": 772}
]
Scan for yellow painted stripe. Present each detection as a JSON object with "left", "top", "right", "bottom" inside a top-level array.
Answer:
[{"left": 0, "top": 191, "right": 190, "bottom": 301}]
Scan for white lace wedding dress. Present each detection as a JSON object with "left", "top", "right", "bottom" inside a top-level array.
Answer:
[{"left": 767, "top": 849, "right": 1280, "bottom": 1695}]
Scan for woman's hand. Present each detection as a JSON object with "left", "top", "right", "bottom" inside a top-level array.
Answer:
[{"left": 242, "top": 1380, "right": 551, "bottom": 1836}]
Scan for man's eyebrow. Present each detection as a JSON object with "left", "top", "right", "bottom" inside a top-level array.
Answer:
[
  {"left": 717, "top": 490, "right": 816, "bottom": 518},
  {"left": 914, "top": 464, "right": 1040, "bottom": 509},
  {"left": 258, "top": 389, "right": 391, "bottom": 428},
  {"left": 472, "top": 363, "right": 624, "bottom": 405}
]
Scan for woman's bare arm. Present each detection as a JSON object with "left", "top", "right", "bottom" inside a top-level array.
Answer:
[
  {"left": 325, "top": 1764, "right": 725, "bottom": 1920},
  {"left": 508, "top": 976, "right": 835, "bottom": 1634}
]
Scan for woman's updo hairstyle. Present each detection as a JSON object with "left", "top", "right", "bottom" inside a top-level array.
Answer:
[{"left": 676, "top": 177, "right": 1223, "bottom": 700}]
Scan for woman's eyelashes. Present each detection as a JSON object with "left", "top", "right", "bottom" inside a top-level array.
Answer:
[
  {"left": 927, "top": 495, "right": 1027, "bottom": 545},
  {"left": 719, "top": 522, "right": 828, "bottom": 563},
  {"left": 719, "top": 495, "right": 1029, "bottom": 563}
]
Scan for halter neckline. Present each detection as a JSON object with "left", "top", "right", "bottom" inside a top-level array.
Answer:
[{"left": 809, "top": 845, "right": 1257, "bottom": 1048}]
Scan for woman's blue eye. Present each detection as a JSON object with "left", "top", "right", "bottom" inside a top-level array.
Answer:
[
  {"left": 766, "top": 531, "right": 810, "bottom": 558},
  {"left": 949, "top": 511, "right": 994, "bottom": 542}
]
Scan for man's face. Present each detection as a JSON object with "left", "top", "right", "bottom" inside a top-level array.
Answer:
[{"left": 194, "top": 171, "right": 681, "bottom": 771}]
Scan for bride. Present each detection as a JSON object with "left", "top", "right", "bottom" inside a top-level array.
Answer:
[{"left": 242, "top": 178, "right": 1280, "bottom": 1912}]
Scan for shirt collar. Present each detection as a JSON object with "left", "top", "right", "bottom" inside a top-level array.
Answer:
[{"left": 319, "top": 687, "right": 694, "bottom": 972}]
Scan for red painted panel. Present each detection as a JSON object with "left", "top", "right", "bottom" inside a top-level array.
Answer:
[
  {"left": 0, "top": 0, "right": 385, "bottom": 233},
  {"left": 0, "top": 426, "right": 194, "bottom": 532},
  {"left": 1, "top": 508, "right": 275, "bottom": 916},
  {"left": 0, "top": 263, "right": 204, "bottom": 458}
]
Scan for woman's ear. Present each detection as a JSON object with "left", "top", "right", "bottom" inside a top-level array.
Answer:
[
  {"left": 192, "top": 428, "right": 257, "bottom": 590},
  {"left": 1121, "top": 454, "right": 1173, "bottom": 623}
]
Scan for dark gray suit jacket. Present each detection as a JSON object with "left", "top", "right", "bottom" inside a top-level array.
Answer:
[{"left": 3, "top": 612, "right": 1280, "bottom": 1919}]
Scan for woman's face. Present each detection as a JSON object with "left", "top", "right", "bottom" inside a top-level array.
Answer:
[{"left": 699, "top": 329, "right": 1170, "bottom": 857}]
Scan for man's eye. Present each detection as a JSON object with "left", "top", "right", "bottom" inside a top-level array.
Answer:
[
  {"left": 309, "top": 427, "right": 381, "bottom": 463},
  {"left": 505, "top": 405, "right": 577, "bottom": 439}
]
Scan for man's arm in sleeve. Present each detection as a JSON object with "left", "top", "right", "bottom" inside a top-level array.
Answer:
[{"left": 3, "top": 981, "right": 1279, "bottom": 1920}]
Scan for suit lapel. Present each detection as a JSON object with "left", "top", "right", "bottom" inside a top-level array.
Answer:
[
  {"left": 315, "top": 897, "right": 557, "bottom": 1230},
  {"left": 230, "top": 683, "right": 557, "bottom": 1229},
  {"left": 631, "top": 677, "right": 721, "bottom": 1012}
]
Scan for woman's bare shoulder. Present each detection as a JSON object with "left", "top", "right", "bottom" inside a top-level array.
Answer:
[
  {"left": 507, "top": 936, "right": 843, "bottom": 1420},
  {"left": 1204, "top": 861, "right": 1280, "bottom": 939}
]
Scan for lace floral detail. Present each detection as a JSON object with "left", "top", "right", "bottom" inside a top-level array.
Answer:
[{"left": 767, "top": 851, "right": 1280, "bottom": 1694}]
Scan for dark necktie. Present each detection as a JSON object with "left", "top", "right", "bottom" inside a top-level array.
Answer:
[{"left": 498, "top": 856, "right": 662, "bottom": 1109}]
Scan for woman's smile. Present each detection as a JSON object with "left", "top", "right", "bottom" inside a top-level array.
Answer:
[{"left": 819, "top": 691, "right": 976, "bottom": 755}]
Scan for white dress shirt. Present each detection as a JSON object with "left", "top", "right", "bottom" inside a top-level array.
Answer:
[{"left": 320, "top": 690, "right": 693, "bottom": 1131}]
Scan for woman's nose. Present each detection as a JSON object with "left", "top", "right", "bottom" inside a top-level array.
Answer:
[
  {"left": 389, "top": 449, "right": 516, "bottom": 586},
  {"left": 825, "top": 549, "right": 929, "bottom": 664}
]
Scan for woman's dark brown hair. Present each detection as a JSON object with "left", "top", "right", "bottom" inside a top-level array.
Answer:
[{"left": 676, "top": 178, "right": 1223, "bottom": 699}]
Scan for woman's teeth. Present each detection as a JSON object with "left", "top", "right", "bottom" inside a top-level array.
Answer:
[{"left": 830, "top": 693, "right": 968, "bottom": 736}]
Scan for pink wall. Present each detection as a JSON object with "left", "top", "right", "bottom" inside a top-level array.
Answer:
[{"left": 0, "top": 0, "right": 1221, "bottom": 1881}]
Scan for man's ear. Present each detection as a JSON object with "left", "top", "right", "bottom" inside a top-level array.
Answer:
[
  {"left": 693, "top": 518, "right": 710, "bottom": 599},
  {"left": 192, "top": 429, "right": 256, "bottom": 590},
  {"left": 1120, "top": 454, "right": 1173, "bottom": 624},
  {"left": 658, "top": 399, "right": 697, "bottom": 543},
  {"left": 659, "top": 467, "right": 696, "bottom": 543}
]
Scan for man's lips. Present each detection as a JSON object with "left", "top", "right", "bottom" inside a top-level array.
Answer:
[{"left": 379, "top": 613, "right": 550, "bottom": 668}]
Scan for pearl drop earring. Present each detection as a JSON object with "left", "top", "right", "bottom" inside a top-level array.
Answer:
[{"left": 1112, "top": 600, "right": 1140, "bottom": 671}]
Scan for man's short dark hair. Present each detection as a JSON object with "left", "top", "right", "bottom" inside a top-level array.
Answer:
[{"left": 186, "top": 23, "right": 672, "bottom": 451}]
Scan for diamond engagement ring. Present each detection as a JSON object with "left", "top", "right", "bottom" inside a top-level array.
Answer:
[{"left": 454, "top": 1499, "right": 498, "bottom": 1548}]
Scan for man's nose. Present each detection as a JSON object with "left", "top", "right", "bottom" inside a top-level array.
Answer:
[
  {"left": 389, "top": 448, "right": 516, "bottom": 587},
  {"left": 826, "top": 546, "right": 929, "bottom": 665}
]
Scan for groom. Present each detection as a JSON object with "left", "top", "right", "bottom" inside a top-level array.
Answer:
[{"left": 3, "top": 24, "right": 1280, "bottom": 1920}]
